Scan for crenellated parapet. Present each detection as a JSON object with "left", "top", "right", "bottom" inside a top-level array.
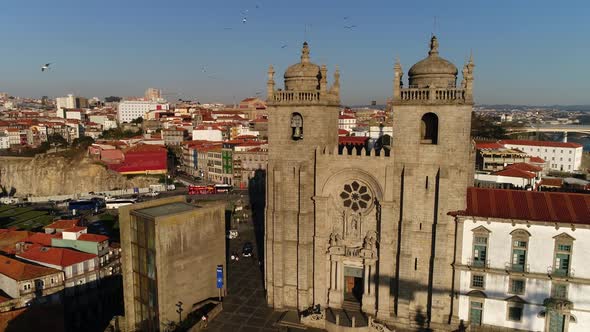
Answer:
[{"left": 315, "top": 145, "right": 392, "bottom": 160}]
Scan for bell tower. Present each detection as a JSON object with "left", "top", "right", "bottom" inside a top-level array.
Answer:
[
  {"left": 265, "top": 42, "right": 341, "bottom": 309},
  {"left": 389, "top": 36, "right": 475, "bottom": 328}
]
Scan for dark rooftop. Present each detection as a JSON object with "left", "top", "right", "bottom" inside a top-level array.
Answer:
[{"left": 132, "top": 202, "right": 198, "bottom": 219}]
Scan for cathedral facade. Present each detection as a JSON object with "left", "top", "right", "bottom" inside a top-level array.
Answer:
[{"left": 264, "top": 37, "right": 475, "bottom": 331}]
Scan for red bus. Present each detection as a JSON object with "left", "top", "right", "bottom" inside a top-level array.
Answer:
[{"left": 188, "top": 185, "right": 215, "bottom": 195}]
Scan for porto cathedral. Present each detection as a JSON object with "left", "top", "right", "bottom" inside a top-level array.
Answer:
[{"left": 264, "top": 36, "right": 475, "bottom": 331}]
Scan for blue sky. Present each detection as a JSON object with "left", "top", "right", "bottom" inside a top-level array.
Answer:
[{"left": 0, "top": 0, "right": 589, "bottom": 105}]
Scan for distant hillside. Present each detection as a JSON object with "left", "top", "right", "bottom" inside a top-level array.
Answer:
[{"left": 477, "top": 104, "right": 590, "bottom": 112}]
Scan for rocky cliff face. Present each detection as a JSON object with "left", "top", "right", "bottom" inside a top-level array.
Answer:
[{"left": 0, "top": 156, "right": 159, "bottom": 197}]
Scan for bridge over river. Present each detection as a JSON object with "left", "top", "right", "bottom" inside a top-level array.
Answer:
[{"left": 507, "top": 125, "right": 590, "bottom": 142}]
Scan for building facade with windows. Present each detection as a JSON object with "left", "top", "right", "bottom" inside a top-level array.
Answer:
[
  {"left": 454, "top": 187, "right": 590, "bottom": 332},
  {"left": 117, "top": 101, "right": 169, "bottom": 123},
  {"left": 499, "top": 140, "right": 583, "bottom": 172}
]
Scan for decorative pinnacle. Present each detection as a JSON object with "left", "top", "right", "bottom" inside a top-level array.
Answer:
[
  {"left": 429, "top": 35, "right": 439, "bottom": 56},
  {"left": 301, "top": 42, "right": 310, "bottom": 64}
]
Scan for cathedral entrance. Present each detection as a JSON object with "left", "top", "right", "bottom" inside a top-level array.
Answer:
[{"left": 344, "top": 266, "right": 363, "bottom": 303}]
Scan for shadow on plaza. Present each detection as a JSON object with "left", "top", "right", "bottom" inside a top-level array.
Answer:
[{"left": 248, "top": 169, "right": 266, "bottom": 282}]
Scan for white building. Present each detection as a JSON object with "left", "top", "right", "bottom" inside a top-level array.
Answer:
[
  {"left": 88, "top": 115, "right": 117, "bottom": 130},
  {"left": 338, "top": 114, "right": 356, "bottom": 131},
  {"left": 117, "top": 100, "right": 169, "bottom": 123},
  {"left": 453, "top": 187, "right": 590, "bottom": 332},
  {"left": 56, "top": 94, "right": 89, "bottom": 115},
  {"left": 500, "top": 139, "right": 583, "bottom": 172},
  {"left": 192, "top": 126, "right": 224, "bottom": 142},
  {"left": 0, "top": 133, "right": 9, "bottom": 149}
]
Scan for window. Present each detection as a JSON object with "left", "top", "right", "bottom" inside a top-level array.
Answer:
[
  {"left": 471, "top": 274, "right": 485, "bottom": 289},
  {"left": 290, "top": 113, "right": 303, "bottom": 140},
  {"left": 507, "top": 304, "right": 523, "bottom": 322},
  {"left": 23, "top": 283, "right": 32, "bottom": 291},
  {"left": 50, "top": 277, "right": 57, "bottom": 285},
  {"left": 553, "top": 234, "right": 574, "bottom": 277},
  {"left": 509, "top": 278, "right": 526, "bottom": 295},
  {"left": 471, "top": 226, "right": 490, "bottom": 268},
  {"left": 469, "top": 300, "right": 483, "bottom": 326},
  {"left": 551, "top": 283, "right": 568, "bottom": 299},
  {"left": 420, "top": 113, "right": 438, "bottom": 144},
  {"left": 510, "top": 229, "right": 530, "bottom": 272}
]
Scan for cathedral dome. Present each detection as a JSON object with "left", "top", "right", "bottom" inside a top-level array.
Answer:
[
  {"left": 284, "top": 42, "right": 322, "bottom": 91},
  {"left": 408, "top": 36, "right": 458, "bottom": 88}
]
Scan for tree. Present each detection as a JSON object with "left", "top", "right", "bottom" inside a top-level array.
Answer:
[
  {"left": 471, "top": 112, "right": 508, "bottom": 139},
  {"left": 130, "top": 117, "right": 144, "bottom": 124},
  {"left": 47, "top": 133, "right": 68, "bottom": 148},
  {"left": 105, "top": 96, "right": 121, "bottom": 103},
  {"left": 72, "top": 136, "right": 95, "bottom": 150}
]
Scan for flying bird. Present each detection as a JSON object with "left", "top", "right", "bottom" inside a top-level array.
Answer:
[
  {"left": 41, "top": 63, "right": 51, "bottom": 72},
  {"left": 344, "top": 25, "right": 357, "bottom": 30},
  {"left": 242, "top": 17, "right": 247, "bottom": 24},
  {"left": 281, "top": 44, "right": 288, "bottom": 49}
]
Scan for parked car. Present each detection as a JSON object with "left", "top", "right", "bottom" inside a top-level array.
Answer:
[{"left": 242, "top": 242, "right": 253, "bottom": 257}]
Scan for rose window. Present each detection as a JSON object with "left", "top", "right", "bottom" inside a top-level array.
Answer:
[{"left": 340, "top": 181, "right": 372, "bottom": 212}]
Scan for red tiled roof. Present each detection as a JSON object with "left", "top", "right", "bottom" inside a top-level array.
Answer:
[
  {"left": 125, "top": 144, "right": 167, "bottom": 154},
  {"left": 463, "top": 187, "right": 590, "bottom": 224},
  {"left": 78, "top": 234, "right": 109, "bottom": 243},
  {"left": 529, "top": 156, "right": 546, "bottom": 163},
  {"left": 339, "top": 115, "right": 355, "bottom": 120},
  {"left": 338, "top": 129, "right": 350, "bottom": 136},
  {"left": 23, "top": 233, "right": 59, "bottom": 246},
  {"left": 500, "top": 139, "right": 583, "bottom": 149},
  {"left": 493, "top": 168, "right": 536, "bottom": 179},
  {"left": 44, "top": 219, "right": 80, "bottom": 230},
  {"left": 0, "top": 231, "right": 34, "bottom": 254},
  {"left": 18, "top": 245, "right": 96, "bottom": 268},
  {"left": 539, "top": 178, "right": 563, "bottom": 188},
  {"left": 339, "top": 136, "right": 369, "bottom": 145},
  {"left": 476, "top": 142, "right": 504, "bottom": 150},
  {"left": 0, "top": 256, "right": 60, "bottom": 281},
  {"left": 506, "top": 163, "right": 543, "bottom": 172}
]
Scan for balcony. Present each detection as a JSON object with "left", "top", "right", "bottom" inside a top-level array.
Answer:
[
  {"left": 548, "top": 266, "right": 574, "bottom": 278},
  {"left": 466, "top": 258, "right": 490, "bottom": 269},
  {"left": 271, "top": 91, "right": 321, "bottom": 104},
  {"left": 505, "top": 262, "right": 530, "bottom": 273}
]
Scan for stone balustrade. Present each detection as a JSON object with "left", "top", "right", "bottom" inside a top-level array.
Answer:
[
  {"left": 272, "top": 90, "right": 321, "bottom": 103},
  {"left": 396, "top": 87, "right": 469, "bottom": 104}
]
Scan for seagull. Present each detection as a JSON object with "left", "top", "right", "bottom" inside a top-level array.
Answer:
[
  {"left": 281, "top": 44, "right": 288, "bottom": 49},
  {"left": 242, "top": 17, "right": 247, "bottom": 24},
  {"left": 41, "top": 63, "right": 51, "bottom": 72},
  {"left": 344, "top": 25, "right": 357, "bottom": 30}
]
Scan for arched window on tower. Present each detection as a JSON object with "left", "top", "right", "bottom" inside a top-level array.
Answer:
[
  {"left": 291, "top": 112, "right": 303, "bottom": 140},
  {"left": 420, "top": 113, "right": 438, "bottom": 144}
]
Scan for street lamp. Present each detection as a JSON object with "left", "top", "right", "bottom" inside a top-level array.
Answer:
[{"left": 175, "top": 301, "right": 183, "bottom": 324}]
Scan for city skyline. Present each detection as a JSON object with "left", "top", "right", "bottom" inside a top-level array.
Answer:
[{"left": 1, "top": 0, "right": 589, "bottom": 105}]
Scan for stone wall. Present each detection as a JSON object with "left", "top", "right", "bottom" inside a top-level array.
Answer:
[{"left": 0, "top": 156, "right": 159, "bottom": 197}]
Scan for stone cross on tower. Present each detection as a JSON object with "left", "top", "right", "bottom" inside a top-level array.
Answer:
[
  {"left": 429, "top": 36, "right": 439, "bottom": 56},
  {"left": 301, "top": 42, "right": 311, "bottom": 64}
]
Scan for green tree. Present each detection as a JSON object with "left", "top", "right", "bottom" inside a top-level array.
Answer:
[
  {"left": 471, "top": 112, "right": 508, "bottom": 139},
  {"left": 130, "top": 117, "right": 144, "bottom": 124},
  {"left": 72, "top": 136, "right": 95, "bottom": 150},
  {"left": 47, "top": 133, "right": 68, "bottom": 148},
  {"left": 105, "top": 96, "right": 121, "bottom": 103}
]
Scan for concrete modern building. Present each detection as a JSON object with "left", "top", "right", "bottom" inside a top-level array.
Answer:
[
  {"left": 453, "top": 188, "right": 590, "bottom": 332},
  {"left": 119, "top": 196, "right": 226, "bottom": 332},
  {"left": 499, "top": 140, "right": 583, "bottom": 172},
  {"left": 265, "top": 37, "right": 475, "bottom": 331},
  {"left": 56, "top": 94, "right": 89, "bottom": 115}
]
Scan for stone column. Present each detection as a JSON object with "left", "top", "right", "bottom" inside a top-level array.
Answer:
[
  {"left": 329, "top": 258, "right": 343, "bottom": 308},
  {"left": 312, "top": 196, "right": 330, "bottom": 307},
  {"left": 362, "top": 262, "right": 377, "bottom": 315}
]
